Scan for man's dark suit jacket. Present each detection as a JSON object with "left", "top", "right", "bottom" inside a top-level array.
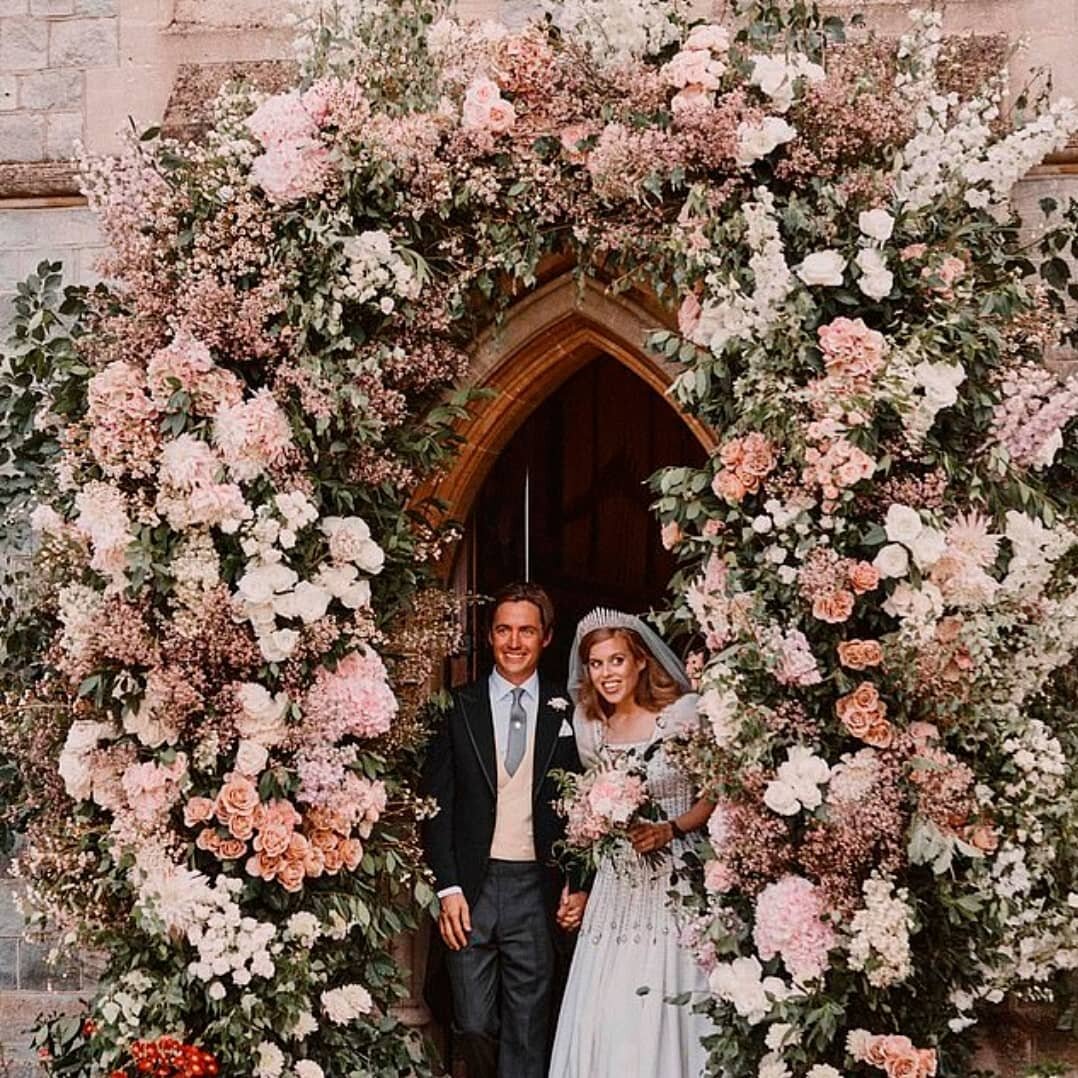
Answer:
[{"left": 421, "top": 674, "right": 586, "bottom": 910}]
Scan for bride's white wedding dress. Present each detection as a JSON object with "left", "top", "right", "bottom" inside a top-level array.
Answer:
[{"left": 549, "top": 694, "right": 712, "bottom": 1078}]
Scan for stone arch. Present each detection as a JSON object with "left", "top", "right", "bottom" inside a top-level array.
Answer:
[{"left": 421, "top": 270, "right": 716, "bottom": 528}]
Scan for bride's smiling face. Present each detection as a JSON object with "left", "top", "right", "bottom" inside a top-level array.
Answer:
[{"left": 587, "top": 636, "right": 646, "bottom": 708}]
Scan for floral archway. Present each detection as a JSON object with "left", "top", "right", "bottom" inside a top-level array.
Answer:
[{"left": 1, "top": 1, "right": 1077, "bottom": 1076}]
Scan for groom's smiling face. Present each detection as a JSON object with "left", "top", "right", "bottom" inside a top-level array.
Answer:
[{"left": 490, "top": 600, "right": 551, "bottom": 684}]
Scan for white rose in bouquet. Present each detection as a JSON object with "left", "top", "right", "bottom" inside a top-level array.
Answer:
[
  {"left": 236, "top": 683, "right": 291, "bottom": 745},
  {"left": 873, "top": 542, "right": 910, "bottom": 578},
  {"left": 858, "top": 208, "right": 895, "bottom": 243},
  {"left": 736, "top": 116, "right": 797, "bottom": 165},
  {"left": 884, "top": 504, "right": 924, "bottom": 546},
  {"left": 797, "top": 250, "right": 846, "bottom": 287}
]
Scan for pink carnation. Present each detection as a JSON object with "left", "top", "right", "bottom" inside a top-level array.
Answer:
[
  {"left": 753, "top": 874, "right": 835, "bottom": 982},
  {"left": 303, "top": 649, "right": 398, "bottom": 743}
]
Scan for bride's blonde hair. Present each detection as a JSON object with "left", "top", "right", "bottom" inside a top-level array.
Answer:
[{"left": 576, "top": 626, "right": 683, "bottom": 724}]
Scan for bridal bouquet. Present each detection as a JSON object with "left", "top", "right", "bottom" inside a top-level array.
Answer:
[{"left": 554, "top": 755, "right": 658, "bottom": 873}]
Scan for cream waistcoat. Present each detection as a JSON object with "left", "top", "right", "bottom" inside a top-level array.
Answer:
[{"left": 490, "top": 719, "right": 537, "bottom": 861}]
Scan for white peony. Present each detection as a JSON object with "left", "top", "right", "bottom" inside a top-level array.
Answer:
[
  {"left": 235, "top": 739, "right": 270, "bottom": 775},
  {"left": 763, "top": 781, "right": 800, "bottom": 816},
  {"left": 273, "top": 581, "right": 332, "bottom": 624},
  {"left": 294, "top": 1064, "right": 324, "bottom": 1078},
  {"left": 236, "top": 683, "right": 291, "bottom": 745},
  {"left": 285, "top": 912, "right": 321, "bottom": 946},
  {"left": 855, "top": 247, "right": 893, "bottom": 300},
  {"left": 807, "top": 1067, "right": 843, "bottom": 1078},
  {"left": 884, "top": 503, "right": 924, "bottom": 546},
  {"left": 238, "top": 562, "right": 299, "bottom": 605},
  {"left": 797, "top": 250, "right": 846, "bottom": 287},
  {"left": 914, "top": 360, "right": 965, "bottom": 408},
  {"left": 858, "top": 208, "right": 894, "bottom": 243},
  {"left": 254, "top": 1041, "right": 285, "bottom": 1078},
  {"left": 314, "top": 563, "right": 371, "bottom": 609},
  {"left": 708, "top": 955, "right": 791, "bottom": 1025},
  {"left": 758, "top": 1053, "right": 793, "bottom": 1078},
  {"left": 764, "top": 745, "right": 830, "bottom": 816},
  {"left": 736, "top": 116, "right": 797, "bottom": 165},
  {"left": 873, "top": 542, "right": 910, "bottom": 579}
]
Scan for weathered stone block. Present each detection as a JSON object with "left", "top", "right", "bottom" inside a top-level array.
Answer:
[
  {"left": 0, "top": 112, "right": 44, "bottom": 163},
  {"left": 73, "top": 0, "right": 115, "bottom": 15},
  {"left": 0, "top": 881, "right": 25, "bottom": 938},
  {"left": 0, "top": 0, "right": 29, "bottom": 18},
  {"left": 48, "top": 16, "right": 116, "bottom": 68},
  {"left": 44, "top": 110, "right": 80, "bottom": 159},
  {"left": 17, "top": 940, "right": 80, "bottom": 992},
  {"left": 0, "top": 940, "right": 16, "bottom": 990},
  {"left": 0, "top": 989, "right": 83, "bottom": 1064},
  {"left": 0, "top": 16, "right": 48, "bottom": 71},
  {"left": 0, "top": 75, "right": 15, "bottom": 111},
  {"left": 17, "top": 69, "right": 80, "bottom": 109},
  {"left": 29, "top": 0, "right": 72, "bottom": 15},
  {"left": 0, "top": 206, "right": 99, "bottom": 248}
]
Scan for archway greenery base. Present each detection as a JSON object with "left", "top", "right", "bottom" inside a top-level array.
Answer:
[{"left": 1, "top": 1, "right": 1078, "bottom": 1075}]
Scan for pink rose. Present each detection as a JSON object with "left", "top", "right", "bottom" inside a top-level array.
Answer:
[{"left": 184, "top": 796, "right": 216, "bottom": 827}]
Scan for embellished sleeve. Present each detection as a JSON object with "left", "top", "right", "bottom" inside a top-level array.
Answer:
[
  {"left": 572, "top": 704, "right": 602, "bottom": 769},
  {"left": 657, "top": 692, "right": 703, "bottom": 741}
]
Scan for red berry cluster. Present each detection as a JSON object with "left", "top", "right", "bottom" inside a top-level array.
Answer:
[{"left": 109, "top": 1037, "right": 220, "bottom": 1078}]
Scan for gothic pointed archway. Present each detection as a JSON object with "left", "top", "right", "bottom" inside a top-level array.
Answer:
[{"left": 420, "top": 270, "right": 715, "bottom": 682}]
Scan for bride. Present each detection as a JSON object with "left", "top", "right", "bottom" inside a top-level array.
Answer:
[{"left": 549, "top": 608, "right": 715, "bottom": 1077}]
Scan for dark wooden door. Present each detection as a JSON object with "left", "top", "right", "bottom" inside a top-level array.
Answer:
[{"left": 453, "top": 354, "right": 708, "bottom": 683}]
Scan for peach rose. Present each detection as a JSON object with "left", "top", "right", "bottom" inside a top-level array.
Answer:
[
  {"left": 848, "top": 561, "right": 881, "bottom": 594},
  {"left": 918, "top": 1049, "right": 938, "bottom": 1076},
  {"left": 661, "top": 521, "right": 682, "bottom": 550},
  {"left": 245, "top": 851, "right": 280, "bottom": 881},
  {"left": 228, "top": 812, "right": 256, "bottom": 841},
  {"left": 738, "top": 433, "right": 775, "bottom": 479},
  {"left": 837, "top": 639, "right": 883, "bottom": 670},
  {"left": 184, "top": 797, "right": 216, "bottom": 827},
  {"left": 813, "top": 589, "right": 855, "bottom": 624},
  {"left": 323, "top": 844, "right": 345, "bottom": 874},
  {"left": 713, "top": 469, "right": 747, "bottom": 502},
  {"left": 215, "top": 774, "right": 260, "bottom": 824},
  {"left": 864, "top": 1035, "right": 890, "bottom": 1067},
  {"left": 277, "top": 858, "right": 306, "bottom": 893},
  {"left": 196, "top": 827, "right": 221, "bottom": 853},
  {"left": 255, "top": 820, "right": 294, "bottom": 859},
  {"left": 216, "top": 838, "right": 247, "bottom": 861},
  {"left": 836, "top": 682, "right": 889, "bottom": 743},
  {"left": 864, "top": 717, "right": 895, "bottom": 749},
  {"left": 341, "top": 838, "right": 363, "bottom": 871},
  {"left": 967, "top": 823, "right": 999, "bottom": 853},
  {"left": 310, "top": 828, "right": 337, "bottom": 853},
  {"left": 304, "top": 845, "right": 326, "bottom": 878}
]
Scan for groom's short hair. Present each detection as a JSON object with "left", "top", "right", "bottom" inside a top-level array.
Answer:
[{"left": 490, "top": 581, "right": 555, "bottom": 634}]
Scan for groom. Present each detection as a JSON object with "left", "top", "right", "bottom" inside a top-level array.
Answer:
[{"left": 421, "top": 582, "right": 587, "bottom": 1078}]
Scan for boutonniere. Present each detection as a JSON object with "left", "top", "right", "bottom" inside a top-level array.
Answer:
[{"left": 548, "top": 696, "right": 570, "bottom": 712}]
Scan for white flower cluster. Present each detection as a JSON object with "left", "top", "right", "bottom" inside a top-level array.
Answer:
[
  {"left": 764, "top": 745, "right": 830, "bottom": 817},
  {"left": 687, "top": 189, "right": 795, "bottom": 354},
  {"left": 56, "top": 582, "right": 103, "bottom": 663},
  {"left": 339, "top": 229, "right": 422, "bottom": 314},
  {"left": 894, "top": 8, "right": 944, "bottom": 109},
  {"left": 234, "top": 508, "right": 382, "bottom": 661},
  {"left": 543, "top": 0, "right": 684, "bottom": 68},
  {"left": 1000, "top": 510, "right": 1076, "bottom": 598},
  {"left": 169, "top": 530, "right": 222, "bottom": 608},
  {"left": 96, "top": 969, "right": 156, "bottom": 1039},
  {"left": 847, "top": 875, "right": 914, "bottom": 987},
  {"left": 1002, "top": 719, "right": 1067, "bottom": 804},
  {"left": 285, "top": 911, "right": 322, "bottom": 947},
  {"left": 74, "top": 480, "right": 135, "bottom": 593},
  {"left": 708, "top": 954, "right": 794, "bottom": 1025},
  {"left": 321, "top": 983, "right": 374, "bottom": 1024},
  {"left": 748, "top": 51, "right": 824, "bottom": 113},
  {"left": 882, "top": 344, "right": 966, "bottom": 446}
]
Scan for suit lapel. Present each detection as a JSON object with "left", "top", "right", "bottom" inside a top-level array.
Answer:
[
  {"left": 532, "top": 678, "right": 562, "bottom": 801},
  {"left": 457, "top": 681, "right": 496, "bottom": 797}
]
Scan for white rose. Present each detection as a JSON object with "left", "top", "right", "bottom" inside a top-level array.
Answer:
[
  {"left": 699, "top": 687, "right": 741, "bottom": 747},
  {"left": 123, "top": 703, "right": 177, "bottom": 749},
  {"left": 855, "top": 247, "right": 893, "bottom": 300},
  {"left": 238, "top": 562, "right": 299, "bottom": 605},
  {"left": 237, "top": 683, "right": 291, "bottom": 744},
  {"left": 260, "top": 628, "right": 300, "bottom": 663},
  {"left": 858, "top": 208, "right": 894, "bottom": 243},
  {"left": 884, "top": 504, "right": 924, "bottom": 546},
  {"left": 274, "top": 581, "right": 332, "bottom": 624},
  {"left": 763, "top": 779, "right": 800, "bottom": 816},
  {"left": 354, "top": 539, "right": 385, "bottom": 575},
  {"left": 63, "top": 719, "right": 115, "bottom": 755},
  {"left": 286, "top": 912, "right": 321, "bottom": 945},
  {"left": 322, "top": 515, "right": 370, "bottom": 542},
  {"left": 235, "top": 739, "right": 270, "bottom": 775},
  {"left": 295, "top": 1064, "right": 324, "bottom": 1078},
  {"left": 797, "top": 250, "right": 846, "bottom": 287},
  {"left": 807, "top": 1067, "right": 843, "bottom": 1078},
  {"left": 736, "top": 116, "right": 797, "bottom": 165},
  {"left": 752, "top": 515, "right": 774, "bottom": 534},
  {"left": 873, "top": 543, "right": 910, "bottom": 579},
  {"left": 909, "top": 526, "right": 947, "bottom": 569},
  {"left": 58, "top": 750, "right": 93, "bottom": 801},
  {"left": 750, "top": 54, "right": 793, "bottom": 110}
]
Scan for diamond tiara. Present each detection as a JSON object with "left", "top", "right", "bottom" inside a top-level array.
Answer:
[{"left": 574, "top": 606, "right": 642, "bottom": 639}]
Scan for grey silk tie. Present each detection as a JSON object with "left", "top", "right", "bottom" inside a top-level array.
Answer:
[{"left": 505, "top": 687, "right": 527, "bottom": 776}]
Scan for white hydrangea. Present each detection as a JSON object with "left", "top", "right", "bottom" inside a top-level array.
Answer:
[
  {"left": 847, "top": 875, "right": 915, "bottom": 987},
  {"left": 339, "top": 229, "right": 422, "bottom": 311},
  {"left": 748, "top": 52, "right": 825, "bottom": 113},
  {"left": 763, "top": 745, "right": 830, "bottom": 816},
  {"left": 542, "top": 0, "right": 684, "bottom": 68}
]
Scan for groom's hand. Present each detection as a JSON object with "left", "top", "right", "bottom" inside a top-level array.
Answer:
[{"left": 438, "top": 893, "right": 471, "bottom": 950}]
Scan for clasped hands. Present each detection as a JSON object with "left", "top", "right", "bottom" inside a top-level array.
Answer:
[{"left": 438, "top": 886, "right": 590, "bottom": 949}]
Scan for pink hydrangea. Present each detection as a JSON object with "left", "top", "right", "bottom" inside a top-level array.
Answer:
[
  {"left": 753, "top": 874, "right": 836, "bottom": 982},
  {"left": 146, "top": 330, "right": 244, "bottom": 414},
  {"left": 214, "top": 389, "right": 295, "bottom": 482},
  {"left": 246, "top": 90, "right": 334, "bottom": 205},
  {"left": 303, "top": 649, "right": 398, "bottom": 743},
  {"left": 86, "top": 361, "right": 160, "bottom": 478},
  {"left": 74, "top": 481, "right": 132, "bottom": 591},
  {"left": 121, "top": 755, "right": 187, "bottom": 824}
]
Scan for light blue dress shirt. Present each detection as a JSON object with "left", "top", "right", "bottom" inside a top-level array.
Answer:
[{"left": 488, "top": 668, "right": 540, "bottom": 764}]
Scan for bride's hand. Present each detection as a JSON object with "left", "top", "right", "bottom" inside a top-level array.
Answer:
[{"left": 628, "top": 821, "right": 673, "bottom": 854}]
